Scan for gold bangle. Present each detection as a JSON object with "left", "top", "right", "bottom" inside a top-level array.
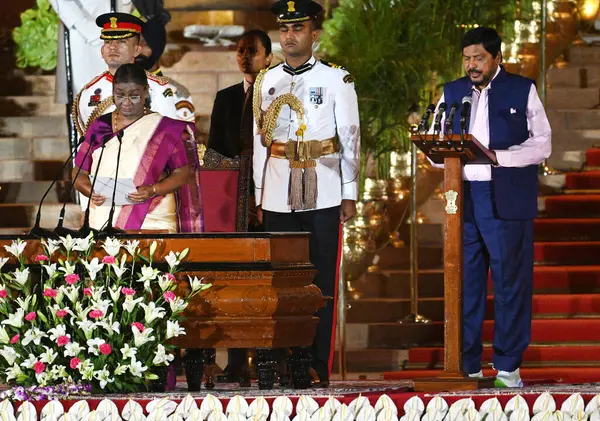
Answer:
[{"left": 152, "top": 185, "right": 157, "bottom": 197}]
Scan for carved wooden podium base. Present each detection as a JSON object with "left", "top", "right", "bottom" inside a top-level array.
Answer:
[{"left": 414, "top": 374, "right": 495, "bottom": 393}]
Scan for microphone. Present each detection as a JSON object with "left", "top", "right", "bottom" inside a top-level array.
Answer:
[
  {"left": 29, "top": 136, "right": 87, "bottom": 237},
  {"left": 53, "top": 135, "right": 96, "bottom": 238},
  {"left": 444, "top": 102, "right": 460, "bottom": 135},
  {"left": 417, "top": 104, "right": 436, "bottom": 133},
  {"left": 432, "top": 102, "right": 447, "bottom": 135},
  {"left": 101, "top": 130, "right": 126, "bottom": 237},
  {"left": 460, "top": 96, "right": 473, "bottom": 133},
  {"left": 78, "top": 134, "right": 110, "bottom": 238}
]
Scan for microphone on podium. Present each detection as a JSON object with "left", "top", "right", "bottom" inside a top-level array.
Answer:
[
  {"left": 29, "top": 135, "right": 87, "bottom": 238},
  {"left": 417, "top": 104, "right": 436, "bottom": 134},
  {"left": 101, "top": 130, "right": 126, "bottom": 237},
  {"left": 444, "top": 102, "right": 460, "bottom": 135},
  {"left": 432, "top": 102, "right": 447, "bottom": 136},
  {"left": 460, "top": 96, "right": 473, "bottom": 134}
]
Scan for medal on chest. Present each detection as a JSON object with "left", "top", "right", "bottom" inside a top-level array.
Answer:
[
  {"left": 309, "top": 87, "right": 324, "bottom": 105},
  {"left": 88, "top": 88, "right": 102, "bottom": 106}
]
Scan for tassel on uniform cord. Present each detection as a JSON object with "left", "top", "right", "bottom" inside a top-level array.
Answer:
[
  {"left": 303, "top": 159, "right": 318, "bottom": 210},
  {"left": 289, "top": 160, "right": 304, "bottom": 210}
]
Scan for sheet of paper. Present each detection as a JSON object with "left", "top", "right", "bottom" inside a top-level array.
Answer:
[{"left": 92, "top": 177, "right": 138, "bottom": 206}]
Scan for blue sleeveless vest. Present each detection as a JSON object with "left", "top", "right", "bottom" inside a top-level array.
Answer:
[{"left": 443, "top": 67, "right": 538, "bottom": 220}]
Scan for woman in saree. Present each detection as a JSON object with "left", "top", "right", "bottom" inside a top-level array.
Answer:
[{"left": 73, "top": 63, "right": 203, "bottom": 233}]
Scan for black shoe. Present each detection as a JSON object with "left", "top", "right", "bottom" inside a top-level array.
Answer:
[
  {"left": 217, "top": 365, "right": 242, "bottom": 383},
  {"left": 309, "top": 367, "right": 330, "bottom": 388}
]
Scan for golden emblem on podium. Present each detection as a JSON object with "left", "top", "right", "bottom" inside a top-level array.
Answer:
[{"left": 444, "top": 190, "right": 458, "bottom": 214}]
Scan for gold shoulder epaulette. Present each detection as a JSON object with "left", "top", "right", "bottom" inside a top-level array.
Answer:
[
  {"left": 85, "top": 96, "right": 114, "bottom": 134},
  {"left": 83, "top": 71, "right": 109, "bottom": 90},
  {"left": 147, "top": 71, "right": 170, "bottom": 86},
  {"left": 320, "top": 59, "right": 346, "bottom": 70},
  {"left": 72, "top": 90, "right": 85, "bottom": 137}
]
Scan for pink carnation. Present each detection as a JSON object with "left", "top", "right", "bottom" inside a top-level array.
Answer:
[
  {"left": 88, "top": 310, "right": 104, "bottom": 319},
  {"left": 10, "top": 334, "right": 19, "bottom": 344},
  {"left": 131, "top": 322, "right": 145, "bottom": 332},
  {"left": 83, "top": 288, "right": 93, "bottom": 296},
  {"left": 70, "top": 357, "right": 81, "bottom": 370},
  {"left": 0, "top": 290, "right": 7, "bottom": 299},
  {"left": 122, "top": 287, "right": 135, "bottom": 296},
  {"left": 65, "top": 274, "right": 80, "bottom": 285},
  {"left": 102, "top": 256, "right": 116, "bottom": 264},
  {"left": 43, "top": 288, "right": 57, "bottom": 298},
  {"left": 56, "top": 309, "right": 68, "bottom": 318},
  {"left": 166, "top": 273, "right": 176, "bottom": 282},
  {"left": 25, "top": 312, "right": 36, "bottom": 322},
  {"left": 99, "top": 343, "right": 112, "bottom": 355},
  {"left": 35, "top": 254, "right": 49, "bottom": 262},
  {"left": 57, "top": 335, "right": 70, "bottom": 347},
  {"left": 163, "top": 291, "right": 176, "bottom": 302},
  {"left": 33, "top": 361, "right": 45, "bottom": 374}
]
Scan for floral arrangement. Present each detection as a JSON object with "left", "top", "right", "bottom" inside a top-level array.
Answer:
[{"left": 0, "top": 235, "right": 211, "bottom": 393}]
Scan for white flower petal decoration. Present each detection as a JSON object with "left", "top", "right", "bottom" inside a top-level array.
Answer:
[
  {"left": 590, "top": 411, "right": 600, "bottom": 421},
  {"left": 534, "top": 394, "right": 557, "bottom": 415},
  {"left": 293, "top": 411, "right": 313, "bottom": 421},
  {"left": 201, "top": 395, "right": 224, "bottom": 419},
  {"left": 273, "top": 397, "right": 294, "bottom": 417},
  {"left": 531, "top": 410, "right": 556, "bottom": 421},
  {"left": 97, "top": 399, "right": 119, "bottom": 418},
  {"left": 207, "top": 410, "right": 229, "bottom": 421},
  {"left": 130, "top": 412, "right": 147, "bottom": 421},
  {"left": 58, "top": 414, "right": 75, "bottom": 421},
  {"left": 375, "top": 395, "right": 396, "bottom": 416},
  {"left": 555, "top": 411, "right": 573, "bottom": 421},
  {"left": 167, "top": 414, "right": 185, "bottom": 421},
  {"left": 422, "top": 410, "right": 446, "bottom": 421},
  {"left": 227, "top": 396, "right": 249, "bottom": 415},
  {"left": 41, "top": 400, "right": 65, "bottom": 420},
  {"left": 349, "top": 397, "right": 370, "bottom": 418},
  {"left": 464, "top": 408, "right": 481, "bottom": 421},
  {"left": 228, "top": 414, "right": 247, "bottom": 421},
  {"left": 105, "top": 413, "right": 123, "bottom": 421},
  {"left": 357, "top": 406, "right": 377, "bottom": 421},
  {"left": 400, "top": 409, "right": 422, "bottom": 421},
  {"left": 311, "top": 406, "right": 332, "bottom": 421},
  {"left": 272, "top": 411, "right": 291, "bottom": 421},
  {"left": 297, "top": 397, "right": 320, "bottom": 417},
  {"left": 176, "top": 394, "right": 199, "bottom": 418},
  {"left": 377, "top": 407, "right": 398, "bottom": 421},
  {"left": 68, "top": 401, "right": 90, "bottom": 420},
  {"left": 506, "top": 396, "right": 529, "bottom": 416},
  {"left": 146, "top": 398, "right": 177, "bottom": 418},
  {"left": 585, "top": 396, "right": 600, "bottom": 415},
  {"left": 427, "top": 397, "right": 449, "bottom": 416},
  {"left": 247, "top": 398, "right": 269, "bottom": 419},
  {"left": 332, "top": 405, "right": 353, "bottom": 421},
  {"left": 479, "top": 399, "right": 502, "bottom": 418},
  {"left": 187, "top": 409, "right": 202, "bottom": 421},
  {"left": 562, "top": 394, "right": 585, "bottom": 416},
  {"left": 509, "top": 408, "right": 530, "bottom": 421},
  {"left": 448, "top": 399, "right": 476, "bottom": 421},
  {"left": 571, "top": 410, "right": 587, "bottom": 421},
  {"left": 16, "top": 401, "right": 36, "bottom": 421},
  {"left": 81, "top": 411, "right": 104, "bottom": 421},
  {"left": 404, "top": 397, "right": 425, "bottom": 416}
]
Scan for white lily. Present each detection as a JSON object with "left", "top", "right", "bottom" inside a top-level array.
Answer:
[
  {"left": 13, "top": 267, "right": 30, "bottom": 287},
  {"left": 111, "top": 259, "right": 128, "bottom": 279},
  {"left": 152, "top": 344, "right": 174, "bottom": 365},
  {"left": 22, "top": 327, "right": 47, "bottom": 346},
  {"left": 165, "top": 251, "right": 180, "bottom": 270},
  {"left": 76, "top": 320, "right": 96, "bottom": 339},
  {"left": 99, "top": 314, "right": 120, "bottom": 335},
  {"left": 50, "top": 365, "right": 68, "bottom": 381},
  {"left": 59, "top": 235, "right": 77, "bottom": 252},
  {"left": 44, "top": 263, "right": 58, "bottom": 278},
  {"left": 107, "top": 286, "right": 122, "bottom": 303},
  {"left": 82, "top": 258, "right": 104, "bottom": 281},
  {"left": 129, "top": 356, "right": 148, "bottom": 377},
  {"left": 64, "top": 341, "right": 85, "bottom": 358},
  {"left": 149, "top": 240, "right": 158, "bottom": 257},
  {"left": 139, "top": 265, "right": 159, "bottom": 282},
  {"left": 2, "top": 308, "right": 24, "bottom": 328},
  {"left": 133, "top": 326, "right": 155, "bottom": 347},
  {"left": 15, "top": 295, "right": 33, "bottom": 311},
  {"left": 1, "top": 346, "right": 18, "bottom": 365},
  {"left": 62, "top": 285, "right": 80, "bottom": 304},
  {"left": 124, "top": 240, "right": 140, "bottom": 256},
  {"left": 47, "top": 324, "right": 67, "bottom": 341},
  {"left": 120, "top": 343, "right": 137, "bottom": 359},
  {"left": 80, "top": 360, "right": 95, "bottom": 380},
  {"left": 35, "top": 372, "right": 48, "bottom": 386},
  {"left": 189, "top": 276, "right": 212, "bottom": 294},
  {"left": 41, "top": 238, "right": 61, "bottom": 256},
  {"left": 114, "top": 364, "right": 128, "bottom": 376},
  {"left": 0, "top": 326, "right": 9, "bottom": 345},
  {"left": 39, "top": 346, "right": 58, "bottom": 364},
  {"left": 123, "top": 296, "right": 143, "bottom": 313},
  {"left": 6, "top": 364, "right": 23, "bottom": 382},
  {"left": 21, "top": 354, "right": 37, "bottom": 369},
  {"left": 94, "top": 368, "right": 114, "bottom": 389},
  {"left": 166, "top": 320, "right": 185, "bottom": 339},
  {"left": 169, "top": 298, "right": 188, "bottom": 314},
  {"left": 87, "top": 338, "right": 106, "bottom": 356},
  {"left": 140, "top": 302, "right": 166, "bottom": 324},
  {"left": 102, "top": 237, "right": 123, "bottom": 257},
  {"left": 3, "top": 239, "right": 26, "bottom": 258},
  {"left": 0, "top": 258, "right": 8, "bottom": 271},
  {"left": 58, "top": 260, "right": 76, "bottom": 275},
  {"left": 158, "top": 274, "right": 173, "bottom": 292},
  {"left": 73, "top": 232, "right": 95, "bottom": 252}
]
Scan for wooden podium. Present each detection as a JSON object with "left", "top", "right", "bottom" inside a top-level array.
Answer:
[{"left": 411, "top": 133, "right": 497, "bottom": 392}]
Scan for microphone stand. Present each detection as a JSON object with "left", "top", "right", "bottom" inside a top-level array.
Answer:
[
  {"left": 54, "top": 135, "right": 96, "bottom": 237},
  {"left": 100, "top": 131, "right": 125, "bottom": 237},
  {"left": 29, "top": 136, "right": 87, "bottom": 238},
  {"left": 78, "top": 136, "right": 109, "bottom": 238}
]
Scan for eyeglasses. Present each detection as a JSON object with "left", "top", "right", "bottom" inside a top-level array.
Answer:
[{"left": 114, "top": 94, "right": 142, "bottom": 104}]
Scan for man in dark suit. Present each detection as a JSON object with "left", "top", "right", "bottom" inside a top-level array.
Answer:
[{"left": 207, "top": 30, "right": 273, "bottom": 383}]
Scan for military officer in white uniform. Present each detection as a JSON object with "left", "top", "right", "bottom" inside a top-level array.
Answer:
[
  {"left": 50, "top": 0, "right": 134, "bottom": 104},
  {"left": 253, "top": 0, "right": 360, "bottom": 387},
  {"left": 73, "top": 12, "right": 195, "bottom": 137}
]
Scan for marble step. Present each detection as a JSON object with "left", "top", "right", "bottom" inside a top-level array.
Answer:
[
  {"left": 0, "top": 203, "right": 81, "bottom": 229},
  {"left": 0, "top": 160, "right": 67, "bottom": 183},
  {"left": 0, "top": 137, "right": 70, "bottom": 161},
  {"left": 548, "top": 65, "right": 600, "bottom": 88},
  {"left": 0, "top": 75, "right": 55, "bottom": 96},
  {"left": 0, "top": 181, "right": 73, "bottom": 204},
  {"left": 546, "top": 87, "right": 600, "bottom": 110},
  {"left": 0, "top": 96, "right": 64, "bottom": 117},
  {"left": 0, "top": 116, "right": 67, "bottom": 138},
  {"left": 547, "top": 109, "right": 600, "bottom": 131}
]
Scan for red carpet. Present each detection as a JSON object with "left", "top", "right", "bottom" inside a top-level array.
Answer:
[{"left": 384, "top": 147, "right": 600, "bottom": 384}]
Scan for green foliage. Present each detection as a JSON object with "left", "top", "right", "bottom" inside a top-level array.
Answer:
[
  {"left": 12, "top": 0, "right": 59, "bottom": 71},
  {"left": 320, "top": 0, "right": 522, "bottom": 173}
]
